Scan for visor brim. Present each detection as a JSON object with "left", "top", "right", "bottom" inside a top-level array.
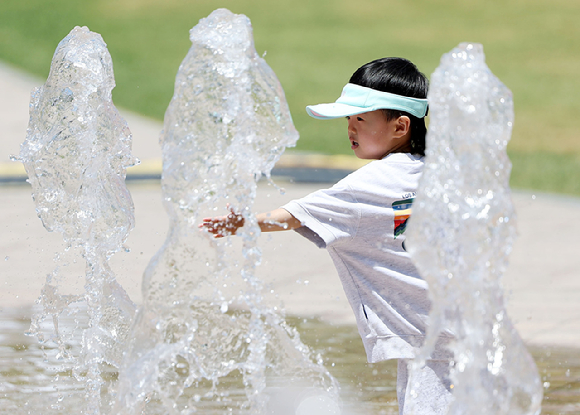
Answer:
[{"left": 306, "top": 103, "right": 371, "bottom": 120}]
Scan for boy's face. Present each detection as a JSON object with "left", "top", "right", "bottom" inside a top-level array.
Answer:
[{"left": 346, "top": 110, "right": 411, "bottom": 160}]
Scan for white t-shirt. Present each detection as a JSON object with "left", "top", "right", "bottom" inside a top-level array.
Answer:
[{"left": 283, "top": 153, "right": 450, "bottom": 362}]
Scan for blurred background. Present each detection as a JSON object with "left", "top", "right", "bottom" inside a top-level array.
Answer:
[{"left": 1, "top": 0, "right": 579, "bottom": 195}]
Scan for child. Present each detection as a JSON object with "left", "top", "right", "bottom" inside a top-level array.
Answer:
[{"left": 201, "top": 57, "right": 453, "bottom": 414}]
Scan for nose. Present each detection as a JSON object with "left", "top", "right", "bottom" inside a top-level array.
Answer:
[{"left": 347, "top": 117, "right": 356, "bottom": 134}]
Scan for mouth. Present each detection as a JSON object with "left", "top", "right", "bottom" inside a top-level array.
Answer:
[{"left": 350, "top": 140, "right": 359, "bottom": 150}]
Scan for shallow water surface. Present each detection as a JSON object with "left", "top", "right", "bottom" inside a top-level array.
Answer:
[{"left": 1, "top": 308, "right": 578, "bottom": 414}]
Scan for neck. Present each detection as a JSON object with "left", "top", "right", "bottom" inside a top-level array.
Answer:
[{"left": 379, "top": 136, "right": 413, "bottom": 159}]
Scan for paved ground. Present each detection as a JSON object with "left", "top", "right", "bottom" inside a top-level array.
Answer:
[{"left": 1, "top": 61, "right": 579, "bottom": 350}]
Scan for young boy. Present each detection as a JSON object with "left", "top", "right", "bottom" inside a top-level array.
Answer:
[{"left": 201, "top": 57, "right": 453, "bottom": 414}]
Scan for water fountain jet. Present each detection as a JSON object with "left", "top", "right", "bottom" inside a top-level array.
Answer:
[
  {"left": 113, "top": 9, "right": 339, "bottom": 414},
  {"left": 406, "top": 42, "right": 543, "bottom": 415},
  {"left": 18, "top": 26, "right": 138, "bottom": 414}
]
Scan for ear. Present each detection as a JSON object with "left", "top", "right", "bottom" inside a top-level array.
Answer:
[{"left": 393, "top": 116, "right": 411, "bottom": 138}]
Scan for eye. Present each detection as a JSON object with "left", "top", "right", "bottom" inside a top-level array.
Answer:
[
  {"left": 357, "top": 116, "right": 364, "bottom": 121},
  {"left": 345, "top": 116, "right": 350, "bottom": 120}
]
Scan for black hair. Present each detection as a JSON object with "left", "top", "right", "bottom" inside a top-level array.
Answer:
[{"left": 349, "top": 57, "right": 428, "bottom": 156}]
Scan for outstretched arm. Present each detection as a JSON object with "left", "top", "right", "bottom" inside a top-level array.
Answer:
[
  {"left": 200, "top": 208, "right": 302, "bottom": 238},
  {"left": 257, "top": 208, "right": 302, "bottom": 232}
]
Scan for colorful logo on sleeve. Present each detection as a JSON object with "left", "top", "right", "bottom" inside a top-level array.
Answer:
[{"left": 393, "top": 197, "right": 414, "bottom": 239}]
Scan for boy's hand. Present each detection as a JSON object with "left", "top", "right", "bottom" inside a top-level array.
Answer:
[{"left": 199, "top": 208, "right": 244, "bottom": 238}]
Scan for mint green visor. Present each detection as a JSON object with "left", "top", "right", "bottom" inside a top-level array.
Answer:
[{"left": 306, "top": 83, "right": 428, "bottom": 119}]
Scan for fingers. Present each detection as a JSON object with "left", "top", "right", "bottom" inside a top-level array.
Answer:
[
  {"left": 199, "top": 218, "right": 227, "bottom": 237},
  {"left": 198, "top": 211, "right": 245, "bottom": 238}
]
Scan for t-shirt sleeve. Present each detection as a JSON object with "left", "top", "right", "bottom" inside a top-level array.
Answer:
[{"left": 282, "top": 184, "right": 360, "bottom": 248}]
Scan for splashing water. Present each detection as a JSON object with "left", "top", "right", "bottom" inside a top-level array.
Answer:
[
  {"left": 18, "top": 26, "right": 138, "bottom": 414},
  {"left": 114, "top": 9, "right": 338, "bottom": 414},
  {"left": 406, "top": 43, "right": 543, "bottom": 414}
]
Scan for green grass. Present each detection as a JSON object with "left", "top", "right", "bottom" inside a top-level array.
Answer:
[
  {"left": 1, "top": 0, "right": 579, "bottom": 195},
  {"left": 508, "top": 151, "right": 580, "bottom": 196}
]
